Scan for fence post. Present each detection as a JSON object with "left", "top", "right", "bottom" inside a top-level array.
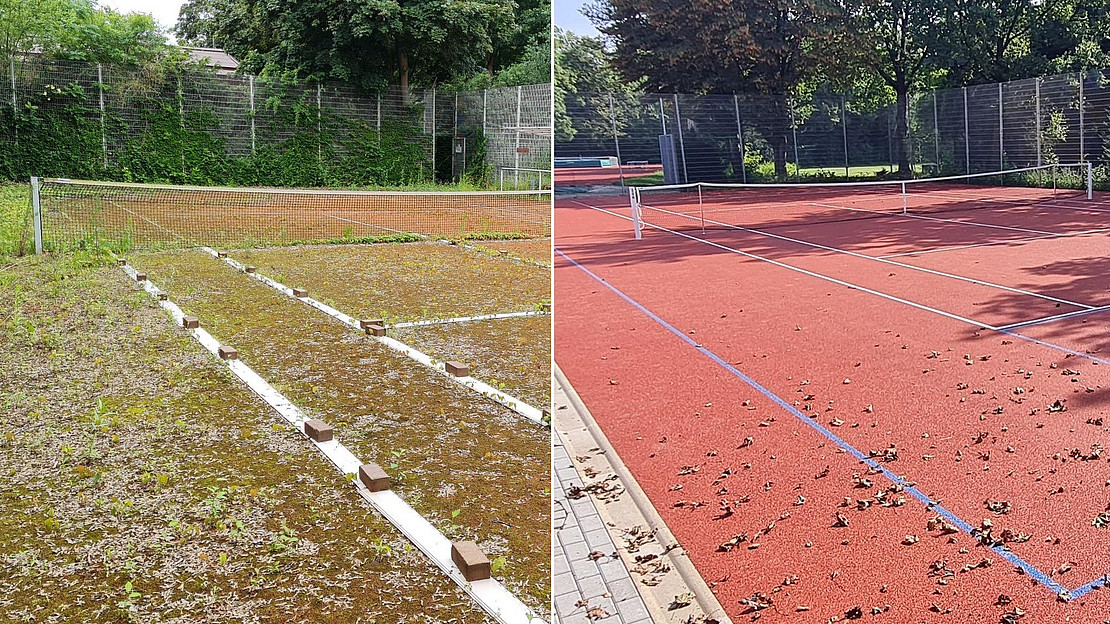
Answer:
[
  {"left": 515, "top": 86, "right": 522, "bottom": 186},
  {"left": 933, "top": 91, "right": 940, "bottom": 173},
  {"left": 998, "top": 82, "right": 1004, "bottom": 170},
  {"left": 733, "top": 94, "right": 746, "bottom": 183},
  {"left": 963, "top": 86, "right": 970, "bottom": 173},
  {"left": 97, "top": 63, "right": 107, "bottom": 169},
  {"left": 317, "top": 83, "right": 323, "bottom": 174},
  {"left": 609, "top": 93, "right": 625, "bottom": 186},
  {"left": 841, "top": 95, "right": 849, "bottom": 178},
  {"left": 1079, "top": 72, "right": 1085, "bottom": 162},
  {"left": 1035, "top": 77, "right": 1041, "bottom": 168},
  {"left": 249, "top": 75, "right": 256, "bottom": 155},
  {"left": 376, "top": 92, "right": 381, "bottom": 140},
  {"left": 31, "top": 176, "right": 42, "bottom": 254},
  {"left": 481, "top": 89, "right": 487, "bottom": 136},
  {"left": 790, "top": 103, "right": 800, "bottom": 181},
  {"left": 674, "top": 94, "right": 689, "bottom": 183},
  {"left": 9, "top": 57, "right": 16, "bottom": 145},
  {"left": 429, "top": 87, "right": 436, "bottom": 178},
  {"left": 177, "top": 75, "right": 185, "bottom": 175}
]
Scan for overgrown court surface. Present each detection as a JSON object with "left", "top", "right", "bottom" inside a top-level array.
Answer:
[
  {"left": 0, "top": 252, "right": 494, "bottom": 623},
  {"left": 133, "top": 246, "right": 551, "bottom": 611},
  {"left": 230, "top": 242, "right": 552, "bottom": 407}
]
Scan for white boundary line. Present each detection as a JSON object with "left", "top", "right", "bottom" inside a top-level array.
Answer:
[
  {"left": 324, "top": 213, "right": 417, "bottom": 236},
  {"left": 199, "top": 247, "right": 548, "bottom": 426},
  {"left": 392, "top": 310, "right": 548, "bottom": 329},
  {"left": 879, "top": 226, "right": 1110, "bottom": 259},
  {"left": 638, "top": 203, "right": 1093, "bottom": 310},
  {"left": 805, "top": 200, "right": 1057, "bottom": 235},
  {"left": 996, "top": 303, "right": 1110, "bottom": 331},
  {"left": 116, "top": 261, "right": 543, "bottom": 624}
]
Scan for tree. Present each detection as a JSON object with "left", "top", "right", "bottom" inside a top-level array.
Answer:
[
  {"left": 50, "top": 5, "right": 165, "bottom": 65},
  {"left": 0, "top": 0, "right": 79, "bottom": 63},
  {"left": 589, "top": 0, "right": 845, "bottom": 178},
  {"left": 554, "top": 26, "right": 643, "bottom": 142},
  {"left": 175, "top": 0, "right": 531, "bottom": 96},
  {"left": 843, "top": 0, "right": 938, "bottom": 176}
]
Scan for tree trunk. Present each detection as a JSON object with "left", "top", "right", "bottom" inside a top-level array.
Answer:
[
  {"left": 398, "top": 50, "right": 410, "bottom": 105},
  {"left": 895, "top": 85, "right": 911, "bottom": 176}
]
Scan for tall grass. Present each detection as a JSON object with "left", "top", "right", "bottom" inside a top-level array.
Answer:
[{"left": 0, "top": 183, "right": 31, "bottom": 258}]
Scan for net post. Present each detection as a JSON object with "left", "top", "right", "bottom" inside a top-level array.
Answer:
[
  {"left": 630, "top": 187, "right": 642, "bottom": 240},
  {"left": 31, "top": 176, "right": 42, "bottom": 254}
]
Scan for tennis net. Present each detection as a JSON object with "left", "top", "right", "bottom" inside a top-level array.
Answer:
[
  {"left": 31, "top": 178, "right": 552, "bottom": 252},
  {"left": 630, "top": 163, "right": 1093, "bottom": 238}
]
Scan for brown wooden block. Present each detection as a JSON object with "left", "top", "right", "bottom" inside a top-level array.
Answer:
[
  {"left": 444, "top": 361, "right": 469, "bottom": 377},
  {"left": 292, "top": 288, "right": 308, "bottom": 298},
  {"left": 498, "top": 249, "right": 509, "bottom": 257},
  {"left": 304, "top": 419, "right": 333, "bottom": 442},
  {"left": 217, "top": 251, "right": 227, "bottom": 258},
  {"left": 245, "top": 266, "right": 256, "bottom": 273},
  {"left": 358, "top": 463, "right": 391, "bottom": 492},
  {"left": 542, "top": 409, "right": 550, "bottom": 423},
  {"left": 541, "top": 302, "right": 551, "bottom": 313},
  {"left": 117, "top": 258, "right": 127, "bottom": 265},
  {"left": 359, "top": 319, "right": 384, "bottom": 330},
  {"left": 134, "top": 272, "right": 147, "bottom": 282},
  {"left": 182, "top": 315, "right": 199, "bottom": 329},
  {"left": 157, "top": 291, "right": 168, "bottom": 301},
  {"left": 218, "top": 345, "right": 238, "bottom": 360},
  {"left": 451, "top": 541, "right": 491, "bottom": 581},
  {"left": 365, "top": 324, "right": 386, "bottom": 337}
]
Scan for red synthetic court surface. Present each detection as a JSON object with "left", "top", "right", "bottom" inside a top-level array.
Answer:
[
  {"left": 555, "top": 191, "right": 1110, "bottom": 623},
  {"left": 554, "top": 164, "right": 661, "bottom": 187}
]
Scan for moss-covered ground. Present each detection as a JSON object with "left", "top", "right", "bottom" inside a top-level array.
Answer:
[
  {"left": 0, "top": 251, "right": 492, "bottom": 623},
  {"left": 133, "top": 249, "right": 551, "bottom": 612}
]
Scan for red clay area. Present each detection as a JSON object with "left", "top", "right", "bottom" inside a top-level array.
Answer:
[
  {"left": 555, "top": 197, "right": 1110, "bottom": 623},
  {"left": 555, "top": 165, "right": 661, "bottom": 187}
]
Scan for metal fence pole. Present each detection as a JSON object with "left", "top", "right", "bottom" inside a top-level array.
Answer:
[
  {"left": 609, "top": 93, "right": 625, "bottom": 186},
  {"left": 841, "top": 96, "right": 849, "bottom": 178},
  {"left": 963, "top": 86, "right": 970, "bottom": 173},
  {"left": 97, "top": 63, "right": 107, "bottom": 169},
  {"left": 1079, "top": 72, "right": 1085, "bottom": 162},
  {"left": 9, "top": 57, "right": 16, "bottom": 145},
  {"left": 481, "top": 89, "right": 487, "bottom": 136},
  {"left": 933, "top": 91, "right": 940, "bottom": 172},
  {"left": 376, "top": 92, "right": 381, "bottom": 141},
  {"left": 659, "top": 98, "right": 666, "bottom": 134},
  {"left": 790, "top": 104, "right": 800, "bottom": 181},
  {"left": 998, "top": 82, "right": 1004, "bottom": 170},
  {"left": 430, "top": 86, "right": 436, "bottom": 178},
  {"left": 734, "top": 94, "right": 746, "bottom": 183},
  {"left": 515, "top": 86, "right": 522, "bottom": 185},
  {"left": 317, "top": 83, "right": 323, "bottom": 173},
  {"left": 177, "top": 75, "right": 185, "bottom": 175},
  {"left": 249, "top": 75, "right": 256, "bottom": 155},
  {"left": 673, "top": 94, "right": 689, "bottom": 183},
  {"left": 1035, "top": 77, "right": 1042, "bottom": 168},
  {"left": 31, "top": 176, "right": 42, "bottom": 254}
]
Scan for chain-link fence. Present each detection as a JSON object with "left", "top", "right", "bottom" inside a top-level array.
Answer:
[
  {"left": 0, "top": 57, "right": 551, "bottom": 188},
  {"left": 557, "top": 71, "right": 1110, "bottom": 186}
]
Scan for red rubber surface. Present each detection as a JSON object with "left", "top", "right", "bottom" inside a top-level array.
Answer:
[
  {"left": 555, "top": 165, "right": 661, "bottom": 187},
  {"left": 555, "top": 196, "right": 1110, "bottom": 622}
]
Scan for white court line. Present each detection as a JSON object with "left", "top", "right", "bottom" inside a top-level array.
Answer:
[
  {"left": 570, "top": 200, "right": 1008, "bottom": 331},
  {"left": 107, "top": 199, "right": 189, "bottom": 242},
  {"left": 996, "top": 303, "right": 1110, "bottom": 331},
  {"left": 325, "top": 213, "right": 417, "bottom": 236},
  {"left": 879, "top": 226, "right": 1110, "bottom": 259},
  {"left": 806, "top": 201, "right": 1056, "bottom": 236},
  {"left": 637, "top": 202, "right": 1092, "bottom": 310},
  {"left": 201, "top": 248, "right": 547, "bottom": 426},
  {"left": 117, "top": 261, "right": 543, "bottom": 624},
  {"left": 391, "top": 310, "right": 548, "bottom": 329}
]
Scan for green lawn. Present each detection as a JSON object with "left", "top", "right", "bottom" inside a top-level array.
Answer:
[{"left": 0, "top": 183, "right": 31, "bottom": 259}]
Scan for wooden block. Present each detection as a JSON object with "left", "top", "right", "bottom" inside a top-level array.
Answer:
[
  {"left": 358, "top": 462, "right": 391, "bottom": 492},
  {"left": 541, "top": 302, "right": 551, "bottom": 313},
  {"left": 134, "top": 272, "right": 147, "bottom": 282},
  {"left": 157, "top": 291, "right": 168, "bottom": 301},
  {"left": 359, "top": 319, "right": 384, "bottom": 330},
  {"left": 498, "top": 249, "right": 509, "bottom": 257},
  {"left": 365, "top": 324, "right": 386, "bottom": 337},
  {"left": 542, "top": 409, "right": 550, "bottom": 423},
  {"left": 182, "top": 315, "right": 199, "bottom": 329},
  {"left": 218, "top": 345, "right": 238, "bottom": 360},
  {"left": 117, "top": 258, "right": 127, "bottom": 266},
  {"left": 304, "top": 419, "right": 333, "bottom": 442},
  {"left": 217, "top": 251, "right": 227, "bottom": 258},
  {"left": 451, "top": 541, "right": 491, "bottom": 581},
  {"left": 292, "top": 288, "right": 308, "bottom": 298},
  {"left": 245, "top": 266, "right": 256, "bottom": 273},
  {"left": 444, "top": 361, "right": 469, "bottom": 377}
]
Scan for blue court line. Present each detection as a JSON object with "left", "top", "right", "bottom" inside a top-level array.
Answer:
[{"left": 555, "top": 246, "right": 1106, "bottom": 600}]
